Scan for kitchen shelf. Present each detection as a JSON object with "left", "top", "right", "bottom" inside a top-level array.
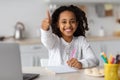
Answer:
[
  {"left": 87, "top": 36, "right": 120, "bottom": 42},
  {"left": 15, "top": 38, "right": 41, "bottom": 45},
  {"left": 2, "top": 36, "right": 120, "bottom": 44}
]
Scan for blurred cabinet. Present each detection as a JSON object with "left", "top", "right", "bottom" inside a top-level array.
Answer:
[
  {"left": 89, "top": 40, "right": 120, "bottom": 66},
  {"left": 20, "top": 44, "right": 48, "bottom": 67}
]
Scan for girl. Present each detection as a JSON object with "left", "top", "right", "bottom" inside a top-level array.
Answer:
[{"left": 41, "top": 5, "right": 99, "bottom": 69}]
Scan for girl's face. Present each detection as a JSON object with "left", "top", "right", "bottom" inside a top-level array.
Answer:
[{"left": 57, "top": 10, "right": 78, "bottom": 39}]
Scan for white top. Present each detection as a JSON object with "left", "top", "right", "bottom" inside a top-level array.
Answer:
[{"left": 40, "top": 27, "right": 99, "bottom": 68}]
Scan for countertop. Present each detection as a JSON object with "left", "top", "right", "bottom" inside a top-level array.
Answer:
[
  {"left": 22, "top": 67, "right": 104, "bottom": 80},
  {"left": 1, "top": 37, "right": 41, "bottom": 45},
  {"left": 1, "top": 36, "right": 120, "bottom": 45}
]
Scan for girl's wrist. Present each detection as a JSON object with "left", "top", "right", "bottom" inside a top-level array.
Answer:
[
  {"left": 42, "top": 27, "right": 50, "bottom": 31},
  {"left": 78, "top": 62, "right": 82, "bottom": 69}
]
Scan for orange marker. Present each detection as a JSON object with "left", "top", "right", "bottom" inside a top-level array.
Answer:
[
  {"left": 102, "top": 52, "right": 107, "bottom": 58},
  {"left": 109, "top": 55, "right": 113, "bottom": 64}
]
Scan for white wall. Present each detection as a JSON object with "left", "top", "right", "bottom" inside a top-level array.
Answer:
[{"left": 0, "top": 0, "right": 48, "bottom": 38}]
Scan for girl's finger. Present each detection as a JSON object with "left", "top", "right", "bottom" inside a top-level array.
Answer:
[
  {"left": 71, "top": 62, "right": 77, "bottom": 67},
  {"left": 47, "top": 10, "right": 51, "bottom": 23}
]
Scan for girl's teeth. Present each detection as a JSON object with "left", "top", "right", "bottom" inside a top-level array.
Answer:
[{"left": 65, "top": 29, "right": 71, "bottom": 31}]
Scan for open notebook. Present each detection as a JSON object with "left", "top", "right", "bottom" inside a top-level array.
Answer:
[{"left": 46, "top": 65, "right": 78, "bottom": 74}]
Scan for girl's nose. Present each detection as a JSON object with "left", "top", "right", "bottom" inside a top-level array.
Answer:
[{"left": 66, "top": 22, "right": 71, "bottom": 28}]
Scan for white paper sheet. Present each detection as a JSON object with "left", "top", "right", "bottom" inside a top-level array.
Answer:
[{"left": 46, "top": 65, "right": 78, "bottom": 74}]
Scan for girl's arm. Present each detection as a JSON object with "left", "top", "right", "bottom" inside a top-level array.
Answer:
[
  {"left": 41, "top": 11, "right": 59, "bottom": 49},
  {"left": 40, "top": 27, "right": 59, "bottom": 49},
  {"left": 78, "top": 37, "right": 99, "bottom": 68}
]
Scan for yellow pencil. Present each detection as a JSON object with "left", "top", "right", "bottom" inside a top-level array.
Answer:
[{"left": 109, "top": 54, "right": 113, "bottom": 64}]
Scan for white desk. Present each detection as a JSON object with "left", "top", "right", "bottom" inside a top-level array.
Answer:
[{"left": 22, "top": 67, "right": 104, "bottom": 80}]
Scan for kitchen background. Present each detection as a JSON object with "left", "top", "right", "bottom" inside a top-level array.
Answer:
[
  {"left": 0, "top": 0, "right": 47, "bottom": 38},
  {"left": 0, "top": 0, "right": 120, "bottom": 67},
  {"left": 1, "top": 0, "right": 120, "bottom": 38}
]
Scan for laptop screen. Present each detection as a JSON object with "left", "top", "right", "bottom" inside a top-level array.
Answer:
[{"left": 0, "top": 42, "right": 23, "bottom": 80}]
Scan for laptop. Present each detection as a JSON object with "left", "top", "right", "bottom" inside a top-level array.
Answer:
[{"left": 0, "top": 42, "right": 39, "bottom": 80}]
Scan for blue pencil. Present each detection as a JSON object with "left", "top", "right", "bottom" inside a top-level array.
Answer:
[{"left": 100, "top": 54, "right": 108, "bottom": 64}]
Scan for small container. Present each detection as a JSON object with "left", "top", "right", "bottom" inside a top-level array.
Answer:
[
  {"left": 14, "top": 22, "right": 25, "bottom": 40},
  {"left": 99, "top": 26, "right": 105, "bottom": 37},
  {"left": 104, "top": 64, "right": 119, "bottom": 80}
]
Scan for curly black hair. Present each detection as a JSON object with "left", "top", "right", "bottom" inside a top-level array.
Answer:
[{"left": 51, "top": 5, "right": 88, "bottom": 37}]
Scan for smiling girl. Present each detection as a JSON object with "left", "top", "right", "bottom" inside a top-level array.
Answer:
[{"left": 41, "top": 5, "right": 99, "bottom": 69}]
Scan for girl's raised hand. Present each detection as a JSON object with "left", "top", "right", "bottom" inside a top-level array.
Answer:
[{"left": 41, "top": 10, "right": 51, "bottom": 31}]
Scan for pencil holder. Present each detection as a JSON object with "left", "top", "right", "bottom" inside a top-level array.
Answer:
[
  {"left": 118, "top": 65, "right": 120, "bottom": 79},
  {"left": 104, "top": 64, "right": 119, "bottom": 80}
]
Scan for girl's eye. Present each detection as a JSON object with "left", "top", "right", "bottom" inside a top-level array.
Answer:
[
  {"left": 61, "top": 21, "right": 67, "bottom": 24},
  {"left": 70, "top": 20, "right": 76, "bottom": 23},
  {"left": 60, "top": 20, "right": 76, "bottom": 24}
]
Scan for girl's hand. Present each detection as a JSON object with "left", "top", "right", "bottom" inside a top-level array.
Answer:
[
  {"left": 41, "top": 11, "right": 51, "bottom": 31},
  {"left": 67, "top": 58, "right": 82, "bottom": 69}
]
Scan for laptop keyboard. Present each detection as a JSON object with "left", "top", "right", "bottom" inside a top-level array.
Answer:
[{"left": 23, "top": 73, "right": 39, "bottom": 80}]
